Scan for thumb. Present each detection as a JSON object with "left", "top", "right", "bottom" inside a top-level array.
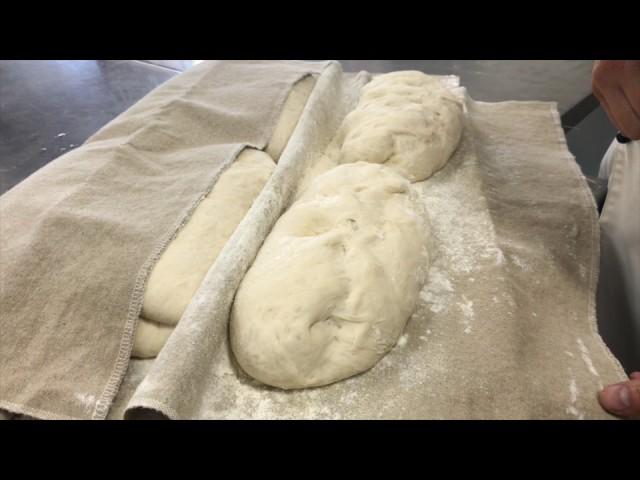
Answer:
[{"left": 598, "top": 375, "right": 640, "bottom": 418}]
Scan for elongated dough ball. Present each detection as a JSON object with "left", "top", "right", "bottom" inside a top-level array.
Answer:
[
  {"left": 336, "top": 71, "right": 463, "bottom": 182},
  {"left": 135, "top": 77, "right": 316, "bottom": 358},
  {"left": 141, "top": 148, "right": 275, "bottom": 328},
  {"left": 141, "top": 76, "right": 316, "bottom": 330},
  {"left": 265, "top": 75, "right": 316, "bottom": 161},
  {"left": 230, "top": 162, "right": 431, "bottom": 389}
]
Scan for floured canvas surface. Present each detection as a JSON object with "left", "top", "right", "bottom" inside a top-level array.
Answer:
[
  {"left": 1, "top": 62, "right": 625, "bottom": 420},
  {"left": 0, "top": 60, "right": 327, "bottom": 420},
  {"left": 118, "top": 68, "right": 625, "bottom": 419}
]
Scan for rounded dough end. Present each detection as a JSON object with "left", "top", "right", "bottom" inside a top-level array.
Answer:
[
  {"left": 337, "top": 71, "right": 464, "bottom": 182},
  {"left": 230, "top": 162, "right": 431, "bottom": 389}
]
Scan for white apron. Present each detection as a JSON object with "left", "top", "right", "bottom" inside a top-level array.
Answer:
[{"left": 597, "top": 138, "right": 640, "bottom": 373}]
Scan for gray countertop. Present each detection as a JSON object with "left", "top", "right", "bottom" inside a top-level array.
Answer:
[
  {"left": 0, "top": 60, "right": 611, "bottom": 195},
  {"left": 338, "top": 60, "right": 594, "bottom": 115}
]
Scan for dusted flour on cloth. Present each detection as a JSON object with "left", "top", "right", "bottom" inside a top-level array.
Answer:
[
  {"left": 118, "top": 68, "right": 625, "bottom": 419},
  {"left": 3, "top": 61, "right": 626, "bottom": 420},
  {"left": 0, "top": 60, "right": 327, "bottom": 420}
]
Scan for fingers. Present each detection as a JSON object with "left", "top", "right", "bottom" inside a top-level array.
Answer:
[
  {"left": 592, "top": 64, "right": 622, "bottom": 132},
  {"left": 593, "top": 75, "right": 640, "bottom": 139},
  {"left": 621, "top": 73, "right": 640, "bottom": 122},
  {"left": 602, "top": 87, "right": 640, "bottom": 139},
  {"left": 592, "top": 60, "right": 640, "bottom": 140},
  {"left": 592, "top": 82, "right": 615, "bottom": 126},
  {"left": 598, "top": 378, "right": 640, "bottom": 418}
]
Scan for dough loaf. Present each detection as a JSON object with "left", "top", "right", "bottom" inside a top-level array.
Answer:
[
  {"left": 135, "top": 71, "right": 461, "bottom": 364},
  {"left": 335, "top": 71, "right": 463, "bottom": 182},
  {"left": 231, "top": 71, "right": 464, "bottom": 388},
  {"left": 132, "top": 148, "right": 274, "bottom": 358},
  {"left": 230, "top": 162, "right": 431, "bottom": 389},
  {"left": 140, "top": 148, "right": 275, "bottom": 327},
  {"left": 133, "top": 76, "right": 316, "bottom": 358}
]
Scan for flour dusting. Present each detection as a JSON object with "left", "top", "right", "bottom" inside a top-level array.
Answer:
[
  {"left": 116, "top": 80, "right": 615, "bottom": 420},
  {"left": 459, "top": 295, "right": 474, "bottom": 334},
  {"left": 414, "top": 124, "right": 507, "bottom": 341},
  {"left": 565, "top": 373, "right": 584, "bottom": 420},
  {"left": 577, "top": 338, "right": 603, "bottom": 389},
  {"left": 75, "top": 393, "right": 96, "bottom": 413},
  {"left": 420, "top": 266, "right": 454, "bottom": 314},
  {"left": 569, "top": 378, "right": 578, "bottom": 404},
  {"left": 203, "top": 104, "right": 515, "bottom": 418}
]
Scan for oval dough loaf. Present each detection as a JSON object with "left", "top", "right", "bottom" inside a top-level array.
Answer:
[
  {"left": 335, "top": 71, "right": 463, "bottom": 182},
  {"left": 230, "top": 162, "right": 431, "bottom": 389},
  {"left": 140, "top": 148, "right": 275, "bottom": 327}
]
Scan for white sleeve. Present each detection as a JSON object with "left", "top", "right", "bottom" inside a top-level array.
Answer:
[{"left": 598, "top": 138, "right": 619, "bottom": 180}]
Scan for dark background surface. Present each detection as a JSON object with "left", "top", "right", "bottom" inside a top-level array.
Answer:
[{"left": 0, "top": 60, "right": 617, "bottom": 195}]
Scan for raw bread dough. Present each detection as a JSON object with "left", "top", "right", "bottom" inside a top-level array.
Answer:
[
  {"left": 266, "top": 75, "right": 316, "bottom": 161},
  {"left": 134, "top": 77, "right": 317, "bottom": 358},
  {"left": 141, "top": 148, "right": 275, "bottom": 327},
  {"left": 141, "top": 77, "right": 316, "bottom": 327},
  {"left": 135, "top": 71, "right": 458, "bottom": 360},
  {"left": 132, "top": 318, "right": 174, "bottom": 359},
  {"left": 335, "top": 71, "right": 463, "bottom": 182},
  {"left": 230, "top": 162, "right": 431, "bottom": 389},
  {"left": 295, "top": 71, "right": 463, "bottom": 197}
]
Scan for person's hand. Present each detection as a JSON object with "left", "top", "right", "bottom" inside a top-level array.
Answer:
[
  {"left": 592, "top": 60, "right": 640, "bottom": 140},
  {"left": 598, "top": 372, "right": 640, "bottom": 418}
]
